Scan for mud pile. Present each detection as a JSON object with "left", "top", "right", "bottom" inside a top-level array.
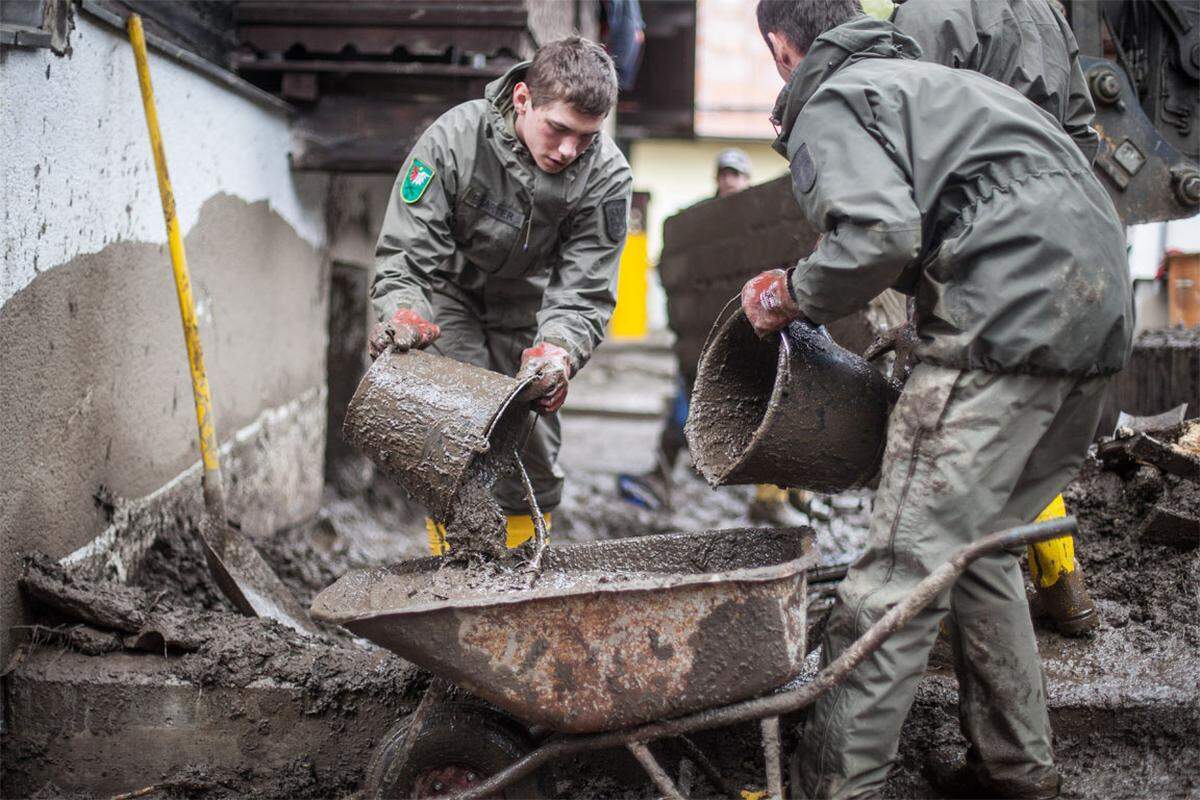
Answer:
[
  {"left": 7, "top": 551, "right": 422, "bottom": 799},
  {"left": 18, "top": 552, "right": 418, "bottom": 695}
]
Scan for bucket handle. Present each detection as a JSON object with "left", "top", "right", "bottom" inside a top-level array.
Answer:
[{"left": 696, "top": 294, "right": 746, "bottom": 371}]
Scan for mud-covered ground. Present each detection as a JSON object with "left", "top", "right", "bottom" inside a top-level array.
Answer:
[{"left": 7, "top": 336, "right": 1197, "bottom": 799}]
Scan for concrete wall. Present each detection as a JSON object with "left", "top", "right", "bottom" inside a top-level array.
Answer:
[
  {"left": 0, "top": 14, "right": 330, "bottom": 664},
  {"left": 627, "top": 138, "right": 788, "bottom": 329}
]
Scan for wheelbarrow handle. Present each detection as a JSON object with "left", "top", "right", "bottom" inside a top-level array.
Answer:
[{"left": 442, "top": 515, "right": 1078, "bottom": 800}]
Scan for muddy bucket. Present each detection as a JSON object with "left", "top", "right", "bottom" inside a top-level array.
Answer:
[
  {"left": 343, "top": 350, "right": 533, "bottom": 519},
  {"left": 686, "top": 305, "right": 892, "bottom": 493}
]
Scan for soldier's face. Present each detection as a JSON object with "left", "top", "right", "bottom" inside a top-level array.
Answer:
[{"left": 513, "top": 83, "right": 605, "bottom": 174}]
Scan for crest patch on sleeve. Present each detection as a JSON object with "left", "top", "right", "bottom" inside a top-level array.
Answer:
[
  {"left": 603, "top": 199, "right": 627, "bottom": 242},
  {"left": 791, "top": 143, "right": 817, "bottom": 195},
  {"left": 401, "top": 158, "right": 435, "bottom": 204}
]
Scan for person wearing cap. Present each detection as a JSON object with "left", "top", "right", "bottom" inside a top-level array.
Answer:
[{"left": 716, "top": 147, "right": 753, "bottom": 197}]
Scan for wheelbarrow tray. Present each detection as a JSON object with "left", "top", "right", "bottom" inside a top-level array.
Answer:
[{"left": 311, "top": 527, "right": 815, "bottom": 734}]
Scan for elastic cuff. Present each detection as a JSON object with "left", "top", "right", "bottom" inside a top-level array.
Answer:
[
  {"left": 534, "top": 333, "right": 582, "bottom": 374},
  {"left": 784, "top": 266, "right": 800, "bottom": 305}
]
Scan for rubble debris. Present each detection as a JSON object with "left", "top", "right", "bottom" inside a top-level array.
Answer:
[
  {"left": 17, "top": 551, "right": 419, "bottom": 696},
  {"left": 1097, "top": 419, "right": 1200, "bottom": 482},
  {"left": 20, "top": 552, "right": 149, "bottom": 632},
  {"left": 1139, "top": 502, "right": 1200, "bottom": 549},
  {"left": 6, "top": 539, "right": 423, "bottom": 798}
]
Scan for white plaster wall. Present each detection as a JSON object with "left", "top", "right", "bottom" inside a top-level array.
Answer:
[{"left": 0, "top": 12, "right": 327, "bottom": 306}]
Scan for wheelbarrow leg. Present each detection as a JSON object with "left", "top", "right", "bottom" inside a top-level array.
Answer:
[
  {"left": 628, "top": 741, "right": 688, "bottom": 800},
  {"left": 674, "top": 736, "right": 741, "bottom": 799},
  {"left": 393, "top": 676, "right": 450, "bottom": 775},
  {"left": 761, "top": 716, "right": 784, "bottom": 799}
]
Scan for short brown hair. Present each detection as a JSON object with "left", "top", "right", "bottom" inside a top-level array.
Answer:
[
  {"left": 525, "top": 36, "right": 618, "bottom": 118},
  {"left": 756, "top": 0, "right": 862, "bottom": 55}
]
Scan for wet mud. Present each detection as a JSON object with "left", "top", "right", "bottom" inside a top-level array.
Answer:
[
  {"left": 18, "top": 553, "right": 418, "bottom": 696},
  {"left": 881, "top": 434, "right": 1200, "bottom": 799},
  {"left": 437, "top": 409, "right": 532, "bottom": 559},
  {"left": 7, "top": 551, "right": 422, "bottom": 799},
  {"left": 8, "top": 377, "right": 1196, "bottom": 798}
]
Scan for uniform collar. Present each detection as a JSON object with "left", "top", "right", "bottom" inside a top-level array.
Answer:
[{"left": 771, "top": 16, "right": 921, "bottom": 155}]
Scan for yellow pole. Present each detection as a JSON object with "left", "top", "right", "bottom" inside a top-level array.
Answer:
[
  {"left": 610, "top": 198, "right": 650, "bottom": 340},
  {"left": 127, "top": 15, "right": 225, "bottom": 516}
]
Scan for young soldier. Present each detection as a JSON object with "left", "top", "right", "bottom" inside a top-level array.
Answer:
[
  {"left": 369, "top": 37, "right": 632, "bottom": 553},
  {"left": 748, "top": 2, "right": 1131, "bottom": 798}
]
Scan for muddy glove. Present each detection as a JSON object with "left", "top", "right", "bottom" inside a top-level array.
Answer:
[
  {"left": 516, "top": 342, "right": 573, "bottom": 414},
  {"left": 741, "top": 268, "right": 806, "bottom": 338},
  {"left": 368, "top": 308, "right": 441, "bottom": 360},
  {"left": 863, "top": 298, "right": 920, "bottom": 388}
]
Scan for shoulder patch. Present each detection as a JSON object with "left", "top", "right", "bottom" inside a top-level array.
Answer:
[
  {"left": 401, "top": 158, "right": 435, "bottom": 204},
  {"left": 791, "top": 142, "right": 817, "bottom": 195},
  {"left": 603, "top": 199, "right": 627, "bottom": 242}
]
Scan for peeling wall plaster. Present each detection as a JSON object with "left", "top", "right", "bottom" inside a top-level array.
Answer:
[{"left": 0, "top": 12, "right": 328, "bottom": 306}]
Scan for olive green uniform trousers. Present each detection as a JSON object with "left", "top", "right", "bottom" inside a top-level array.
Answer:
[
  {"left": 428, "top": 288, "right": 564, "bottom": 514},
  {"left": 798, "top": 363, "right": 1108, "bottom": 799}
]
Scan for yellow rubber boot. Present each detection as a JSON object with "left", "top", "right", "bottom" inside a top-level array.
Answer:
[
  {"left": 425, "top": 518, "right": 450, "bottom": 556},
  {"left": 504, "top": 513, "right": 551, "bottom": 548},
  {"left": 749, "top": 484, "right": 806, "bottom": 526},
  {"left": 1027, "top": 495, "right": 1099, "bottom": 636},
  {"left": 425, "top": 514, "right": 551, "bottom": 555}
]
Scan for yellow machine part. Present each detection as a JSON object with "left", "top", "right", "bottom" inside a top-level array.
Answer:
[{"left": 426, "top": 514, "right": 551, "bottom": 555}]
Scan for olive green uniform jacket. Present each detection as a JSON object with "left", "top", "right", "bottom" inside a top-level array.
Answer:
[
  {"left": 892, "top": 0, "right": 1099, "bottom": 162},
  {"left": 773, "top": 17, "right": 1131, "bottom": 378},
  {"left": 371, "top": 62, "right": 633, "bottom": 373}
]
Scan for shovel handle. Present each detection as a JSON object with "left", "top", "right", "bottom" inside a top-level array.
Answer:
[{"left": 128, "top": 15, "right": 225, "bottom": 518}]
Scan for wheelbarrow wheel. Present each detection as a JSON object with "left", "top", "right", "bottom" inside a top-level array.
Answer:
[{"left": 365, "top": 702, "right": 546, "bottom": 799}]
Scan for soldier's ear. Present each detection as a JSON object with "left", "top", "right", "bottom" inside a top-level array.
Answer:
[{"left": 513, "top": 82, "right": 532, "bottom": 116}]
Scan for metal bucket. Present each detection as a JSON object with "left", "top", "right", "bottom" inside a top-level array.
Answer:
[
  {"left": 686, "top": 303, "right": 892, "bottom": 493},
  {"left": 343, "top": 349, "right": 533, "bottom": 519}
]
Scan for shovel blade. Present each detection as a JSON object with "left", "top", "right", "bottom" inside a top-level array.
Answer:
[{"left": 200, "top": 517, "right": 319, "bottom": 635}]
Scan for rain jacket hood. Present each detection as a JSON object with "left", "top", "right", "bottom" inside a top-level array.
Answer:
[{"left": 772, "top": 16, "right": 923, "bottom": 156}]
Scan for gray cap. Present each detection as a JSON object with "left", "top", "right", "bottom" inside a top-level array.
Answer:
[{"left": 716, "top": 148, "right": 752, "bottom": 177}]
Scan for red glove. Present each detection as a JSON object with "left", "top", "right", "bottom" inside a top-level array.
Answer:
[
  {"left": 368, "top": 308, "right": 440, "bottom": 359},
  {"left": 741, "top": 268, "right": 801, "bottom": 338},
  {"left": 516, "top": 342, "right": 573, "bottom": 414}
]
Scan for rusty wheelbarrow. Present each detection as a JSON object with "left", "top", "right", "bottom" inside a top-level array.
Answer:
[{"left": 311, "top": 518, "right": 1076, "bottom": 799}]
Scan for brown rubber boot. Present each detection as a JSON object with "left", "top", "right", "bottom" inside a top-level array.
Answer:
[
  {"left": 927, "top": 749, "right": 1061, "bottom": 799},
  {"left": 1036, "top": 565, "right": 1099, "bottom": 636}
]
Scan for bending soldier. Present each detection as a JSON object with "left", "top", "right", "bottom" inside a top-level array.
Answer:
[
  {"left": 749, "top": 2, "right": 1131, "bottom": 797},
  {"left": 369, "top": 38, "right": 632, "bottom": 552}
]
